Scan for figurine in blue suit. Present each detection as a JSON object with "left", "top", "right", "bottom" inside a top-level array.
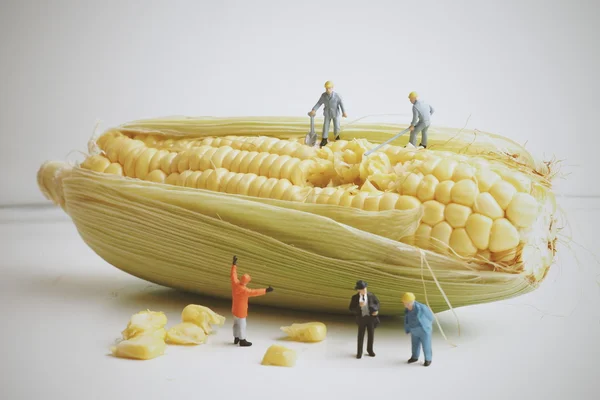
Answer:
[
  {"left": 407, "top": 92, "right": 434, "bottom": 148},
  {"left": 403, "top": 292, "right": 434, "bottom": 367},
  {"left": 308, "top": 80, "right": 347, "bottom": 148}
]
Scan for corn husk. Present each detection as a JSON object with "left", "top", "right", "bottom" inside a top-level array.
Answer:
[{"left": 37, "top": 117, "right": 559, "bottom": 315}]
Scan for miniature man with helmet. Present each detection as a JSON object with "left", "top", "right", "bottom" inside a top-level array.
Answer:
[{"left": 308, "top": 81, "right": 347, "bottom": 148}]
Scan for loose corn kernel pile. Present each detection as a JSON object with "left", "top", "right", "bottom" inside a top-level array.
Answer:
[
  {"left": 111, "top": 305, "right": 225, "bottom": 360},
  {"left": 112, "top": 310, "right": 168, "bottom": 360}
]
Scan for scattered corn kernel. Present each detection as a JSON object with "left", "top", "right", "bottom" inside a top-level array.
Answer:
[
  {"left": 261, "top": 344, "right": 297, "bottom": 367},
  {"left": 181, "top": 304, "right": 226, "bottom": 334},
  {"left": 280, "top": 322, "right": 327, "bottom": 342},
  {"left": 166, "top": 322, "right": 207, "bottom": 345},
  {"left": 121, "top": 310, "right": 167, "bottom": 340},
  {"left": 111, "top": 335, "right": 166, "bottom": 360}
]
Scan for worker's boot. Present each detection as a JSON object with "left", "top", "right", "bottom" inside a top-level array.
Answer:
[
  {"left": 424, "top": 360, "right": 432, "bottom": 367},
  {"left": 335, "top": 135, "right": 340, "bottom": 141},
  {"left": 234, "top": 337, "right": 239, "bottom": 344},
  {"left": 320, "top": 138, "right": 328, "bottom": 148},
  {"left": 419, "top": 143, "right": 427, "bottom": 148},
  {"left": 407, "top": 357, "right": 418, "bottom": 363},
  {"left": 239, "top": 339, "right": 252, "bottom": 347}
]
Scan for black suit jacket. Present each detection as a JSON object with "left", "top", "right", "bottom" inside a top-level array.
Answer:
[{"left": 349, "top": 292, "right": 380, "bottom": 327}]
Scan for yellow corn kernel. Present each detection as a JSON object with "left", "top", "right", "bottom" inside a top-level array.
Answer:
[
  {"left": 506, "top": 193, "right": 539, "bottom": 228},
  {"left": 181, "top": 304, "right": 226, "bottom": 334},
  {"left": 422, "top": 200, "right": 445, "bottom": 226},
  {"left": 121, "top": 310, "right": 167, "bottom": 340},
  {"left": 261, "top": 345, "right": 297, "bottom": 367},
  {"left": 451, "top": 179, "right": 478, "bottom": 207},
  {"left": 166, "top": 322, "right": 207, "bottom": 345},
  {"left": 81, "top": 155, "right": 111, "bottom": 173},
  {"left": 489, "top": 218, "right": 520, "bottom": 253},
  {"left": 434, "top": 180, "right": 454, "bottom": 205},
  {"left": 449, "top": 228, "right": 478, "bottom": 257},
  {"left": 280, "top": 322, "right": 327, "bottom": 342},
  {"left": 445, "top": 203, "right": 472, "bottom": 228},
  {"left": 111, "top": 335, "right": 166, "bottom": 360},
  {"left": 489, "top": 180, "right": 517, "bottom": 210},
  {"left": 465, "top": 213, "right": 493, "bottom": 250},
  {"left": 104, "top": 163, "right": 124, "bottom": 176}
]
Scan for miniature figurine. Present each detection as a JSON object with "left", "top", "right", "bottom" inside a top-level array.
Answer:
[
  {"left": 348, "top": 280, "right": 379, "bottom": 359},
  {"left": 408, "top": 92, "right": 434, "bottom": 148},
  {"left": 403, "top": 292, "right": 434, "bottom": 366},
  {"left": 308, "top": 81, "right": 347, "bottom": 148},
  {"left": 230, "top": 255, "right": 274, "bottom": 347}
]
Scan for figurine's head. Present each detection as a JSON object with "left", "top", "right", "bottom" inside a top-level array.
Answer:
[
  {"left": 402, "top": 292, "right": 416, "bottom": 309},
  {"left": 408, "top": 91, "right": 418, "bottom": 104},
  {"left": 240, "top": 273, "right": 252, "bottom": 285},
  {"left": 354, "top": 280, "right": 367, "bottom": 295},
  {"left": 324, "top": 81, "right": 334, "bottom": 95}
]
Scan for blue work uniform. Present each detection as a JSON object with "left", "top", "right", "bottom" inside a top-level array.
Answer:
[
  {"left": 312, "top": 92, "right": 346, "bottom": 139},
  {"left": 404, "top": 301, "right": 434, "bottom": 361},
  {"left": 409, "top": 100, "right": 435, "bottom": 146}
]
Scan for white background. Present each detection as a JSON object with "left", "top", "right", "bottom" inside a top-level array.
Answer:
[
  {"left": 1, "top": 0, "right": 599, "bottom": 205},
  {"left": 1, "top": 1, "right": 600, "bottom": 400}
]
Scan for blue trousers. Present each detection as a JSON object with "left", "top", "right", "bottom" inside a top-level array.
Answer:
[
  {"left": 322, "top": 115, "right": 341, "bottom": 139},
  {"left": 409, "top": 122, "right": 430, "bottom": 146},
  {"left": 410, "top": 327, "right": 432, "bottom": 361}
]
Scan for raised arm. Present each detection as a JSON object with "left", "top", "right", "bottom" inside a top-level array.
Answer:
[
  {"left": 230, "top": 255, "right": 239, "bottom": 284},
  {"left": 410, "top": 105, "right": 418, "bottom": 126}
]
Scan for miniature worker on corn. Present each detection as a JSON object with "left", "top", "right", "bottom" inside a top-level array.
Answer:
[
  {"left": 403, "top": 292, "right": 434, "bottom": 366},
  {"left": 230, "top": 255, "right": 274, "bottom": 347},
  {"left": 308, "top": 81, "right": 347, "bottom": 148},
  {"left": 408, "top": 92, "right": 434, "bottom": 148}
]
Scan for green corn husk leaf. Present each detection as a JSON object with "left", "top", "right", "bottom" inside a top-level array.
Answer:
[{"left": 37, "top": 116, "right": 559, "bottom": 315}]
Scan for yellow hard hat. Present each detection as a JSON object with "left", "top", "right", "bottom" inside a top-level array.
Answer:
[
  {"left": 324, "top": 81, "right": 334, "bottom": 88},
  {"left": 402, "top": 292, "right": 416, "bottom": 302},
  {"left": 408, "top": 91, "right": 418, "bottom": 99}
]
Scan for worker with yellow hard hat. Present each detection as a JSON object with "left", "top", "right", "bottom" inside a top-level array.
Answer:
[
  {"left": 308, "top": 81, "right": 347, "bottom": 148},
  {"left": 402, "top": 292, "right": 434, "bottom": 366},
  {"left": 407, "top": 92, "right": 435, "bottom": 148}
]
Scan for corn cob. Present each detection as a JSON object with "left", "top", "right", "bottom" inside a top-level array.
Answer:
[{"left": 37, "top": 117, "right": 559, "bottom": 315}]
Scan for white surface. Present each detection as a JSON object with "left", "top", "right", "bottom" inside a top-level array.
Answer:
[
  {"left": 1, "top": 0, "right": 600, "bottom": 205},
  {"left": 1, "top": 198, "right": 599, "bottom": 400}
]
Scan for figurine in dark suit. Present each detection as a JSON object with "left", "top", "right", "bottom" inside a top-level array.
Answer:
[{"left": 348, "top": 280, "right": 380, "bottom": 359}]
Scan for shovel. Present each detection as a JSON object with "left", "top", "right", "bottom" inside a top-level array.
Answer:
[
  {"left": 304, "top": 113, "right": 317, "bottom": 147},
  {"left": 363, "top": 127, "right": 410, "bottom": 157}
]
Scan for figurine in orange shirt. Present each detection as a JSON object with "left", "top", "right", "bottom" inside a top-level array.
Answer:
[{"left": 230, "top": 255, "right": 273, "bottom": 347}]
